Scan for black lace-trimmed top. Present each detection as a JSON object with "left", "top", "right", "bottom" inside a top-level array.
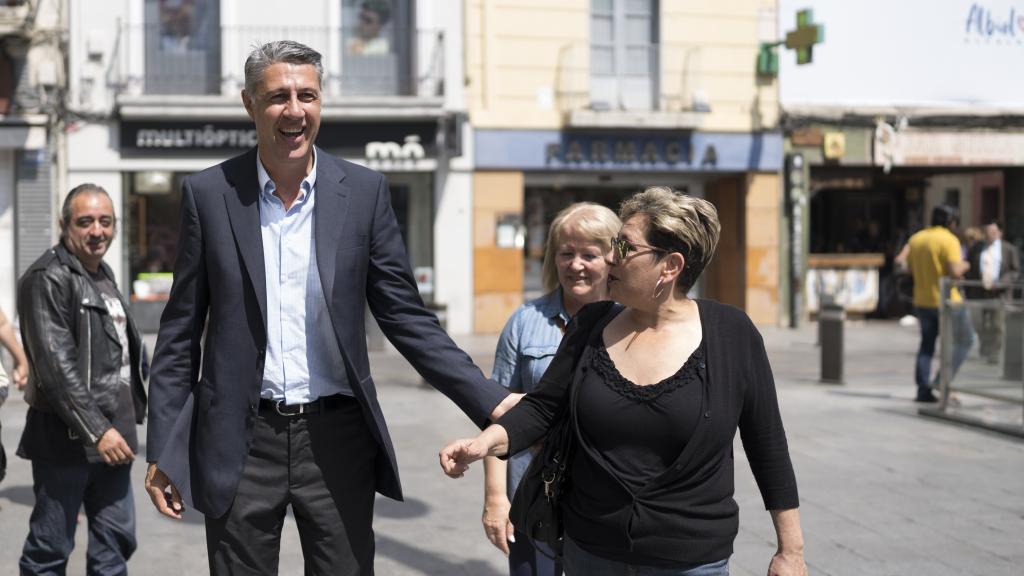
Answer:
[
  {"left": 576, "top": 341, "right": 706, "bottom": 493},
  {"left": 591, "top": 343, "right": 706, "bottom": 402},
  {"left": 500, "top": 300, "right": 800, "bottom": 566}
]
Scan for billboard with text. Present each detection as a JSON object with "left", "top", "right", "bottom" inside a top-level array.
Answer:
[{"left": 779, "top": 0, "right": 1024, "bottom": 110}]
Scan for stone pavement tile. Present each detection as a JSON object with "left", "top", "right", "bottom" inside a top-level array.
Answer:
[{"left": 371, "top": 380, "right": 505, "bottom": 576}]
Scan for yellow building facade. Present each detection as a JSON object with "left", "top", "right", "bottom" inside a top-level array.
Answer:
[{"left": 466, "top": 0, "right": 783, "bottom": 330}]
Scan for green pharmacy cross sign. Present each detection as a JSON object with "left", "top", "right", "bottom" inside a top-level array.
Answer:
[
  {"left": 757, "top": 9, "right": 825, "bottom": 76},
  {"left": 786, "top": 9, "right": 824, "bottom": 64}
]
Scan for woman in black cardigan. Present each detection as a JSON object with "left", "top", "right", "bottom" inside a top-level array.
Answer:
[{"left": 441, "top": 187, "right": 807, "bottom": 575}]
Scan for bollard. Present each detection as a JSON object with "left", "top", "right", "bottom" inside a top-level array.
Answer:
[
  {"left": 1003, "top": 307, "right": 1022, "bottom": 381},
  {"left": 819, "top": 302, "right": 845, "bottom": 384}
]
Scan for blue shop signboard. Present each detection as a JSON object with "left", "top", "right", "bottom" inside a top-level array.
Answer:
[{"left": 475, "top": 130, "right": 783, "bottom": 172}]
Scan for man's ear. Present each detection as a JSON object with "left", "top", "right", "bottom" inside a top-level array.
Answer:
[{"left": 241, "top": 90, "right": 255, "bottom": 120}]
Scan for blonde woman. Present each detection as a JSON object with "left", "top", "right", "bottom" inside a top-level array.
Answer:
[
  {"left": 445, "top": 187, "right": 806, "bottom": 575},
  {"left": 483, "top": 202, "right": 620, "bottom": 576}
]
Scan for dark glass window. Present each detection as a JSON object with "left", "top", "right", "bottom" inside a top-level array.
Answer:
[
  {"left": 144, "top": 0, "right": 221, "bottom": 94},
  {"left": 341, "top": 0, "right": 415, "bottom": 95}
]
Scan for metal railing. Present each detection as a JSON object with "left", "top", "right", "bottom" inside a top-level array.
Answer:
[
  {"left": 110, "top": 24, "right": 445, "bottom": 99},
  {"left": 553, "top": 42, "right": 660, "bottom": 112},
  {"left": 553, "top": 41, "right": 714, "bottom": 117},
  {"left": 920, "top": 278, "right": 1024, "bottom": 438}
]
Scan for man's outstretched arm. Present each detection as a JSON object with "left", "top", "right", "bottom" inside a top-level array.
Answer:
[{"left": 363, "top": 174, "right": 511, "bottom": 427}]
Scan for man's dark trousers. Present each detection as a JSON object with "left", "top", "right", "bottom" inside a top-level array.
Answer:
[
  {"left": 20, "top": 460, "right": 136, "bottom": 576},
  {"left": 205, "top": 395, "right": 377, "bottom": 575}
]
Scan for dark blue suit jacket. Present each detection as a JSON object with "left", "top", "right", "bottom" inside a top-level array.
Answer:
[{"left": 147, "top": 147, "right": 507, "bottom": 517}]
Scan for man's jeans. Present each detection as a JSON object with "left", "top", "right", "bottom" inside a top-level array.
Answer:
[
  {"left": 20, "top": 460, "right": 136, "bottom": 576},
  {"left": 915, "top": 305, "right": 976, "bottom": 397}
]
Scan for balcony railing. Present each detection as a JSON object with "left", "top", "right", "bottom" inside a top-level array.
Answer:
[
  {"left": 0, "top": 0, "right": 30, "bottom": 36},
  {"left": 554, "top": 41, "right": 709, "bottom": 129},
  {"left": 110, "top": 25, "right": 445, "bottom": 100},
  {"left": 589, "top": 41, "right": 659, "bottom": 111}
]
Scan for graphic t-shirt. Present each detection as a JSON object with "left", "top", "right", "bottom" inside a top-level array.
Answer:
[
  {"left": 91, "top": 274, "right": 131, "bottom": 381},
  {"left": 87, "top": 269, "right": 138, "bottom": 454}
]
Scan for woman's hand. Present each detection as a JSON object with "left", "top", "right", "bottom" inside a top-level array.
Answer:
[
  {"left": 482, "top": 495, "right": 515, "bottom": 555},
  {"left": 12, "top": 361, "right": 28, "bottom": 389},
  {"left": 440, "top": 425, "right": 509, "bottom": 478},
  {"left": 439, "top": 437, "right": 491, "bottom": 478},
  {"left": 767, "top": 550, "right": 807, "bottom": 576},
  {"left": 767, "top": 508, "right": 807, "bottom": 575}
]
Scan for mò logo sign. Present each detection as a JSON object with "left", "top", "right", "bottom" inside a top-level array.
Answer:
[{"left": 965, "top": 2, "right": 1024, "bottom": 41}]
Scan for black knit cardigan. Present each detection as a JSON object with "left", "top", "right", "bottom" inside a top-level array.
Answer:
[{"left": 498, "top": 299, "right": 799, "bottom": 565}]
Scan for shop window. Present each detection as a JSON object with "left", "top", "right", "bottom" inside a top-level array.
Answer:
[
  {"left": 143, "top": 0, "right": 221, "bottom": 95},
  {"left": 945, "top": 188, "right": 960, "bottom": 208},
  {"left": 981, "top": 186, "right": 1000, "bottom": 223},
  {"left": 126, "top": 172, "right": 181, "bottom": 304},
  {"left": 0, "top": 52, "right": 11, "bottom": 114},
  {"left": 590, "top": 0, "right": 658, "bottom": 111},
  {"left": 341, "top": 0, "right": 413, "bottom": 95}
]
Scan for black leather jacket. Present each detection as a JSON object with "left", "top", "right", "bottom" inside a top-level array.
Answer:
[{"left": 16, "top": 244, "right": 146, "bottom": 453}]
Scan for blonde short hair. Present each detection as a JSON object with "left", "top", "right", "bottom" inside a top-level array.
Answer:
[
  {"left": 619, "top": 186, "right": 721, "bottom": 293},
  {"left": 541, "top": 202, "right": 621, "bottom": 292},
  {"left": 964, "top": 226, "right": 984, "bottom": 245}
]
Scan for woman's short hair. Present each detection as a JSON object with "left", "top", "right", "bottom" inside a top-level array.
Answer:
[
  {"left": 541, "top": 202, "right": 621, "bottom": 292},
  {"left": 619, "top": 186, "right": 721, "bottom": 294}
]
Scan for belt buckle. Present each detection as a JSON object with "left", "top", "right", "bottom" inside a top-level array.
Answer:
[{"left": 275, "top": 399, "right": 302, "bottom": 417}]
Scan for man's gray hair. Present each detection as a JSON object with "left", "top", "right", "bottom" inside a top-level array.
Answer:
[{"left": 244, "top": 40, "right": 324, "bottom": 98}]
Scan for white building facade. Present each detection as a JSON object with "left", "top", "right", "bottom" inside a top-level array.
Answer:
[
  {"left": 0, "top": 0, "right": 65, "bottom": 319},
  {"left": 66, "top": 0, "right": 477, "bottom": 333}
]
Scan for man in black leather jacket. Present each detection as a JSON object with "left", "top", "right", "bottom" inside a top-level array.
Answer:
[{"left": 16, "top": 183, "right": 147, "bottom": 576}]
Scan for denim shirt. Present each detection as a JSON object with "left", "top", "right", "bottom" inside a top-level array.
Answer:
[{"left": 492, "top": 289, "right": 571, "bottom": 499}]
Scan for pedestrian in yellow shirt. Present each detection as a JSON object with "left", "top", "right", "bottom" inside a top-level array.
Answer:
[{"left": 905, "top": 206, "right": 974, "bottom": 402}]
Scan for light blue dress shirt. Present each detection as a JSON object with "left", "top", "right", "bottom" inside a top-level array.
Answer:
[
  {"left": 491, "top": 289, "right": 571, "bottom": 499},
  {"left": 257, "top": 151, "right": 350, "bottom": 403}
]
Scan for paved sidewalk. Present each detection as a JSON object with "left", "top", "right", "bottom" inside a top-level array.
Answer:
[{"left": 0, "top": 319, "right": 1021, "bottom": 575}]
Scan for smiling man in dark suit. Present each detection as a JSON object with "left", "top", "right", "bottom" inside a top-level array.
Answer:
[{"left": 143, "top": 40, "right": 517, "bottom": 575}]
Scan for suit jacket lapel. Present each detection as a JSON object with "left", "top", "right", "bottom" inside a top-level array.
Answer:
[
  {"left": 314, "top": 148, "right": 351, "bottom": 313},
  {"left": 223, "top": 148, "right": 268, "bottom": 333}
]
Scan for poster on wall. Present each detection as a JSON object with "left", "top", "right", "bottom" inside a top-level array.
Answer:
[
  {"left": 779, "top": 0, "right": 1024, "bottom": 110},
  {"left": 805, "top": 268, "right": 880, "bottom": 313}
]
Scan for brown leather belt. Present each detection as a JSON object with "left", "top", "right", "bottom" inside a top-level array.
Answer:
[{"left": 258, "top": 394, "right": 354, "bottom": 417}]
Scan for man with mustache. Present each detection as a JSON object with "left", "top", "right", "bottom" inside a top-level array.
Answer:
[{"left": 16, "top": 183, "right": 148, "bottom": 575}]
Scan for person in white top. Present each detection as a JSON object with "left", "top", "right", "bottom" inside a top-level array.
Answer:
[{"left": 965, "top": 220, "right": 1021, "bottom": 361}]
